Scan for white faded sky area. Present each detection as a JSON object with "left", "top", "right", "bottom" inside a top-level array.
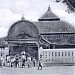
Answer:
[{"left": 0, "top": 0, "right": 75, "bottom": 37}]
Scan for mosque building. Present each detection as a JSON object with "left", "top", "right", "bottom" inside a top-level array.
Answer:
[{"left": 6, "top": 6, "right": 75, "bottom": 60}]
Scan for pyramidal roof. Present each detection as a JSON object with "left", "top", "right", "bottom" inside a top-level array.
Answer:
[{"left": 38, "top": 5, "right": 60, "bottom": 21}]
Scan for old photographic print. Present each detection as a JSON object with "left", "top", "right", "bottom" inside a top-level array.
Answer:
[{"left": 0, "top": 0, "right": 75, "bottom": 75}]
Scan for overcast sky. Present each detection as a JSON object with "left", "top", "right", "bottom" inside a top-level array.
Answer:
[{"left": 0, "top": 0, "right": 75, "bottom": 38}]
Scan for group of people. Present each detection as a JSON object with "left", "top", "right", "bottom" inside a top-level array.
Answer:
[{"left": 0, "top": 51, "right": 43, "bottom": 70}]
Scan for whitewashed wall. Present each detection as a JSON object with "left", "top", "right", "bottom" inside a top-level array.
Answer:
[{"left": 39, "top": 48, "right": 75, "bottom": 64}]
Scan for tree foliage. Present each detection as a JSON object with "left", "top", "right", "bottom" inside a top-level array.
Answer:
[{"left": 56, "top": 0, "right": 75, "bottom": 13}]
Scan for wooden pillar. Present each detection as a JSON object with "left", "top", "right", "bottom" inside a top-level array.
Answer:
[
  {"left": 53, "top": 44, "right": 55, "bottom": 49},
  {"left": 35, "top": 42, "right": 39, "bottom": 61}
]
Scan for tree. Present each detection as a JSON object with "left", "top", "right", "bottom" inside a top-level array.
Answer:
[{"left": 56, "top": 0, "right": 75, "bottom": 13}]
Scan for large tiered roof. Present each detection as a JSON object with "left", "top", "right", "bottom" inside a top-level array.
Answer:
[
  {"left": 34, "top": 21, "right": 75, "bottom": 34},
  {"left": 38, "top": 5, "right": 60, "bottom": 21},
  {"left": 34, "top": 6, "right": 75, "bottom": 45},
  {"left": 34, "top": 6, "right": 75, "bottom": 34}
]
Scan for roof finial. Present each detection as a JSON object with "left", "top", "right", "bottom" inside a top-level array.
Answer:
[
  {"left": 21, "top": 14, "right": 25, "bottom": 20},
  {"left": 47, "top": 5, "right": 51, "bottom": 11}
]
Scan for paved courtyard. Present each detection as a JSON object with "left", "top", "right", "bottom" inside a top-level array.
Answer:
[{"left": 0, "top": 66, "right": 75, "bottom": 75}]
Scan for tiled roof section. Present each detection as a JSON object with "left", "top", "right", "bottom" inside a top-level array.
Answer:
[
  {"left": 33, "top": 21, "right": 75, "bottom": 34},
  {"left": 38, "top": 6, "right": 60, "bottom": 21}
]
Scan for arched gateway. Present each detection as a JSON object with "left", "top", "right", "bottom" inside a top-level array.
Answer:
[{"left": 7, "top": 18, "right": 40, "bottom": 60}]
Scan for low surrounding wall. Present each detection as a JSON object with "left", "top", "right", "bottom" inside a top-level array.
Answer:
[{"left": 39, "top": 47, "right": 75, "bottom": 65}]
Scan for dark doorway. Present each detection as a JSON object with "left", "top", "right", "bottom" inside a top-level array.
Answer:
[{"left": 10, "top": 43, "right": 38, "bottom": 60}]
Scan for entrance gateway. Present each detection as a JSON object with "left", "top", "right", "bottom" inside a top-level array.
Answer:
[
  {"left": 8, "top": 39, "right": 39, "bottom": 60},
  {"left": 7, "top": 19, "right": 40, "bottom": 60}
]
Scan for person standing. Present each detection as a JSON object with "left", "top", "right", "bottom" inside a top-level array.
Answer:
[
  {"left": 1, "top": 54, "right": 3, "bottom": 67},
  {"left": 10, "top": 57, "right": 16, "bottom": 67},
  {"left": 0, "top": 59, "right": 2, "bottom": 67},
  {"left": 21, "top": 53, "right": 26, "bottom": 68},
  {"left": 27, "top": 56, "right": 31, "bottom": 68},
  {"left": 15, "top": 54, "right": 19, "bottom": 68},
  {"left": 6, "top": 55, "right": 10, "bottom": 67},
  {"left": 38, "top": 60, "right": 43, "bottom": 70},
  {"left": 33, "top": 57, "right": 36, "bottom": 67}
]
